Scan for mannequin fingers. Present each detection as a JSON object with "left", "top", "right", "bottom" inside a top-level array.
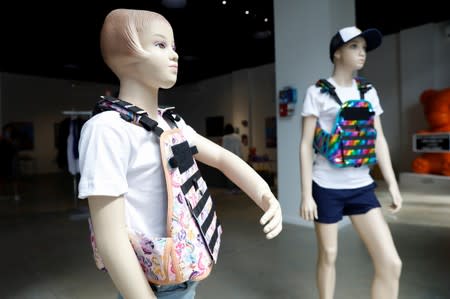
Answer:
[
  {"left": 308, "top": 210, "right": 315, "bottom": 221},
  {"left": 263, "top": 211, "right": 282, "bottom": 233},
  {"left": 265, "top": 222, "right": 282, "bottom": 239},
  {"left": 262, "top": 211, "right": 282, "bottom": 234},
  {"left": 390, "top": 203, "right": 401, "bottom": 213},
  {"left": 303, "top": 209, "right": 317, "bottom": 221},
  {"left": 300, "top": 209, "right": 306, "bottom": 219},
  {"left": 301, "top": 209, "right": 308, "bottom": 221},
  {"left": 260, "top": 201, "right": 280, "bottom": 225}
]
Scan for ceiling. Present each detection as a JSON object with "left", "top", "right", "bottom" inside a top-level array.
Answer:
[{"left": 0, "top": 1, "right": 448, "bottom": 86}]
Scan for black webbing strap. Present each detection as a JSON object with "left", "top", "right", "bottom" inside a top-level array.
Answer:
[
  {"left": 209, "top": 225, "right": 220, "bottom": 253},
  {"left": 316, "top": 77, "right": 372, "bottom": 104},
  {"left": 139, "top": 117, "right": 164, "bottom": 136},
  {"left": 192, "top": 189, "right": 211, "bottom": 217},
  {"left": 201, "top": 207, "right": 215, "bottom": 233},
  {"left": 168, "top": 143, "right": 199, "bottom": 173},
  {"left": 181, "top": 170, "right": 202, "bottom": 194},
  {"left": 161, "top": 107, "right": 181, "bottom": 124},
  {"left": 316, "top": 79, "right": 342, "bottom": 105},
  {"left": 95, "top": 96, "right": 170, "bottom": 137},
  {"left": 355, "top": 77, "right": 372, "bottom": 99}
]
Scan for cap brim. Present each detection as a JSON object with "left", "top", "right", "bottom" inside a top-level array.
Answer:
[{"left": 360, "top": 28, "right": 382, "bottom": 52}]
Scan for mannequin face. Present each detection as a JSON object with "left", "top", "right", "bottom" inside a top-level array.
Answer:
[
  {"left": 334, "top": 36, "right": 367, "bottom": 71},
  {"left": 135, "top": 19, "right": 179, "bottom": 89}
]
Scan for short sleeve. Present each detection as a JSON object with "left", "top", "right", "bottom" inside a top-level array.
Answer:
[
  {"left": 367, "top": 86, "right": 384, "bottom": 116},
  {"left": 176, "top": 116, "right": 197, "bottom": 145},
  {"left": 301, "top": 85, "right": 320, "bottom": 117},
  {"left": 78, "top": 113, "right": 130, "bottom": 199}
]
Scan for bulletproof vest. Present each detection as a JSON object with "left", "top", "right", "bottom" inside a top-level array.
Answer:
[
  {"left": 88, "top": 96, "right": 222, "bottom": 285},
  {"left": 313, "top": 78, "right": 377, "bottom": 168}
]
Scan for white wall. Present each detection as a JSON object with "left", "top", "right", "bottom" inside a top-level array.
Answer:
[
  {"left": 274, "top": 1, "right": 449, "bottom": 226},
  {"left": 274, "top": 0, "right": 355, "bottom": 226},
  {"left": 247, "top": 64, "right": 277, "bottom": 161},
  {"left": 435, "top": 21, "right": 450, "bottom": 88},
  {"left": 360, "top": 34, "right": 401, "bottom": 171},
  {"left": 160, "top": 74, "right": 232, "bottom": 136},
  {"left": 1, "top": 64, "right": 276, "bottom": 176},
  {"left": 361, "top": 21, "right": 450, "bottom": 173},
  {"left": 163, "top": 65, "right": 277, "bottom": 161},
  {"left": 1, "top": 73, "right": 117, "bottom": 174},
  {"left": 2, "top": 16, "right": 448, "bottom": 198}
]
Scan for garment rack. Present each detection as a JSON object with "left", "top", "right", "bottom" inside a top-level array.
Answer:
[
  {"left": 61, "top": 110, "right": 91, "bottom": 213},
  {"left": 62, "top": 110, "right": 92, "bottom": 116}
]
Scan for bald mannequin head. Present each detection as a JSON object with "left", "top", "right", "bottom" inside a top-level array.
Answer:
[{"left": 100, "top": 9, "right": 171, "bottom": 77}]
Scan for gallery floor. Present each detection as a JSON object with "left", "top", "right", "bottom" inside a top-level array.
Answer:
[{"left": 0, "top": 173, "right": 449, "bottom": 299}]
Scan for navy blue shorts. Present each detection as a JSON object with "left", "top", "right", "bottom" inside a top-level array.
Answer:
[{"left": 312, "top": 181, "right": 381, "bottom": 224}]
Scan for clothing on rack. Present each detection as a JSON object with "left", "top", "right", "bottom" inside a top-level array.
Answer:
[
  {"left": 56, "top": 114, "right": 89, "bottom": 172},
  {"left": 67, "top": 118, "right": 81, "bottom": 175}
]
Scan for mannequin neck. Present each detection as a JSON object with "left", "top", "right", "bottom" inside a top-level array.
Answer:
[
  {"left": 331, "top": 64, "right": 357, "bottom": 87},
  {"left": 117, "top": 80, "right": 159, "bottom": 119}
]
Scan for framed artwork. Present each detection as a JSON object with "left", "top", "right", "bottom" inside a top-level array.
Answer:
[{"left": 2, "top": 122, "right": 34, "bottom": 150}]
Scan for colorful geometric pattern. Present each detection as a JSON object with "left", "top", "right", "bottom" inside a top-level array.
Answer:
[
  {"left": 313, "top": 85, "right": 378, "bottom": 168},
  {"left": 88, "top": 99, "right": 222, "bottom": 285}
]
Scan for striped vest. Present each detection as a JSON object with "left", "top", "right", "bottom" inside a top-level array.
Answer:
[
  {"left": 313, "top": 78, "right": 377, "bottom": 168},
  {"left": 88, "top": 96, "right": 222, "bottom": 285}
]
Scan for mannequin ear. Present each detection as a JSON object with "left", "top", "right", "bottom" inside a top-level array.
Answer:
[{"left": 334, "top": 49, "right": 341, "bottom": 61}]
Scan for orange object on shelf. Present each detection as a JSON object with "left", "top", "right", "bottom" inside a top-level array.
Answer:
[{"left": 411, "top": 88, "right": 450, "bottom": 176}]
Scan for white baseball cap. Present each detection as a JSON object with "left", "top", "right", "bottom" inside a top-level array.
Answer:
[{"left": 329, "top": 26, "right": 382, "bottom": 62}]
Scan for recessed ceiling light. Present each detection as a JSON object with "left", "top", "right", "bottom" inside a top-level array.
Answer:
[
  {"left": 253, "top": 30, "right": 272, "bottom": 39},
  {"left": 64, "top": 64, "right": 80, "bottom": 70},
  {"left": 264, "top": 18, "right": 268, "bottom": 22},
  {"left": 181, "top": 55, "right": 200, "bottom": 62},
  {"left": 161, "top": 0, "right": 187, "bottom": 9},
  {"left": 245, "top": 10, "right": 249, "bottom": 15},
  {"left": 222, "top": 1, "right": 227, "bottom": 5}
]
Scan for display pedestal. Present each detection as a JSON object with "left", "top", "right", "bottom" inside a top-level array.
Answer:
[
  {"left": 398, "top": 172, "right": 450, "bottom": 206},
  {"left": 400, "top": 172, "right": 450, "bottom": 190}
]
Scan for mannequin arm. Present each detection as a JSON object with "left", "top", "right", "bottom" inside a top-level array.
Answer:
[
  {"left": 299, "top": 116, "right": 318, "bottom": 221},
  {"left": 88, "top": 196, "right": 156, "bottom": 299},
  {"left": 192, "top": 132, "right": 282, "bottom": 239},
  {"left": 374, "top": 116, "right": 403, "bottom": 212}
]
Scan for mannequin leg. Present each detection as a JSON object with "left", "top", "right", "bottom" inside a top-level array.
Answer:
[
  {"left": 350, "top": 208, "right": 402, "bottom": 299},
  {"left": 314, "top": 222, "right": 339, "bottom": 299}
]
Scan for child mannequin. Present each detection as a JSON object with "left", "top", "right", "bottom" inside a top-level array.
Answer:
[
  {"left": 299, "top": 26, "right": 402, "bottom": 299},
  {"left": 78, "top": 9, "right": 282, "bottom": 299}
]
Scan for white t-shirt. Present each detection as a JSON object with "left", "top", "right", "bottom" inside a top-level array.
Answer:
[
  {"left": 301, "top": 77, "right": 384, "bottom": 189},
  {"left": 78, "top": 109, "right": 196, "bottom": 237}
]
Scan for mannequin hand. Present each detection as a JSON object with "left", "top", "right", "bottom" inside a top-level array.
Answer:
[
  {"left": 388, "top": 185, "right": 403, "bottom": 213},
  {"left": 300, "top": 196, "right": 318, "bottom": 221},
  {"left": 259, "top": 193, "right": 282, "bottom": 239}
]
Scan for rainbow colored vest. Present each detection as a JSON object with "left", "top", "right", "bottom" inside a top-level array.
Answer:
[
  {"left": 88, "top": 96, "right": 222, "bottom": 285},
  {"left": 313, "top": 78, "right": 377, "bottom": 168}
]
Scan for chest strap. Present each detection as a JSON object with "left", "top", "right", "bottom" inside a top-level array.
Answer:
[{"left": 315, "top": 77, "right": 372, "bottom": 104}]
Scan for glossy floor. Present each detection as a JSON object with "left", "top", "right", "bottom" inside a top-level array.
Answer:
[{"left": 0, "top": 174, "right": 449, "bottom": 299}]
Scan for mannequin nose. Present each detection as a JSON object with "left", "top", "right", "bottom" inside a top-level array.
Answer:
[{"left": 170, "top": 49, "right": 179, "bottom": 61}]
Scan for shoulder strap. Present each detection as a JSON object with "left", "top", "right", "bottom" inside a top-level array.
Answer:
[
  {"left": 93, "top": 96, "right": 181, "bottom": 137},
  {"left": 94, "top": 96, "right": 199, "bottom": 163},
  {"left": 315, "top": 79, "right": 342, "bottom": 105},
  {"left": 159, "top": 105, "right": 182, "bottom": 125},
  {"left": 354, "top": 76, "right": 372, "bottom": 99}
]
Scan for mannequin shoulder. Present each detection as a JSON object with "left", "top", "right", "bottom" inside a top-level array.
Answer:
[
  {"left": 304, "top": 83, "right": 327, "bottom": 102},
  {"left": 87, "top": 111, "right": 123, "bottom": 125},
  {"left": 365, "top": 84, "right": 380, "bottom": 99},
  {"left": 81, "top": 111, "right": 129, "bottom": 136}
]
